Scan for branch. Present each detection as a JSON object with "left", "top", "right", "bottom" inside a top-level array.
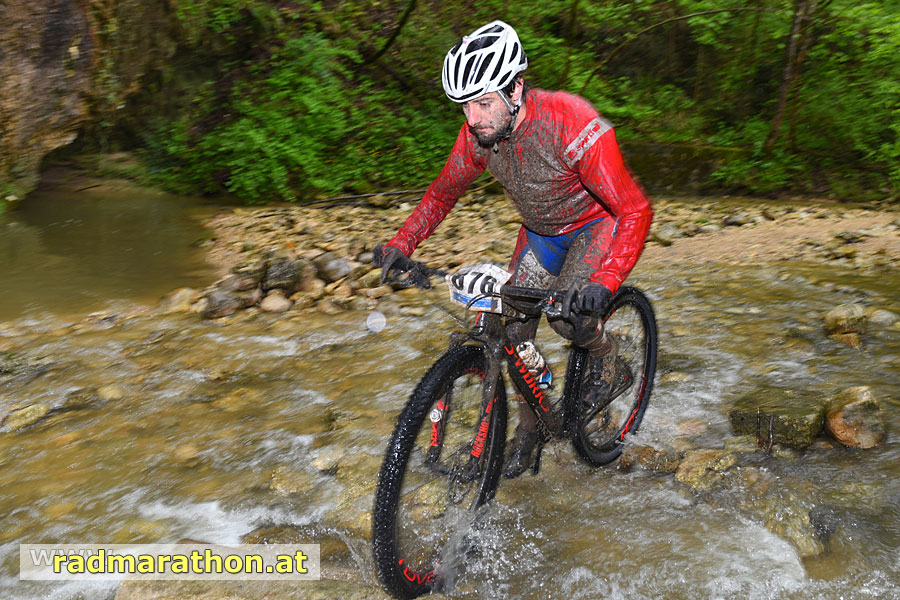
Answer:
[
  {"left": 364, "top": 0, "right": 418, "bottom": 65},
  {"left": 578, "top": 7, "right": 780, "bottom": 96}
]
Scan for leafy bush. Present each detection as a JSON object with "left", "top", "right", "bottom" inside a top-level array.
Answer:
[{"left": 138, "top": 0, "right": 898, "bottom": 203}]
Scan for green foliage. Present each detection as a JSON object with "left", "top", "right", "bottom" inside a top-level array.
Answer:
[{"left": 140, "top": 0, "right": 899, "bottom": 203}]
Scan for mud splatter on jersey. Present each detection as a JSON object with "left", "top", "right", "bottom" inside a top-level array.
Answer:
[{"left": 386, "top": 88, "right": 653, "bottom": 293}]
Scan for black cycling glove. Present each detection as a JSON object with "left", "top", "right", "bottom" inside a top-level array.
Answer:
[
  {"left": 374, "top": 244, "right": 414, "bottom": 284},
  {"left": 562, "top": 284, "right": 612, "bottom": 319}
]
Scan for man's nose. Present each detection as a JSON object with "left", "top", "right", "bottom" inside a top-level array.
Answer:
[{"left": 466, "top": 106, "right": 483, "bottom": 127}]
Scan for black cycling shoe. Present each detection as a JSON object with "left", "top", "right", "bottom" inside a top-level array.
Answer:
[
  {"left": 502, "top": 426, "right": 539, "bottom": 479},
  {"left": 583, "top": 340, "right": 633, "bottom": 412}
]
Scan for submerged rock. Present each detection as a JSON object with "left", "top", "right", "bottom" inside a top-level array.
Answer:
[
  {"left": 868, "top": 308, "right": 899, "bottom": 327},
  {"left": 0, "top": 351, "right": 54, "bottom": 388},
  {"left": 2, "top": 403, "right": 50, "bottom": 431},
  {"left": 729, "top": 387, "right": 825, "bottom": 448},
  {"left": 675, "top": 449, "right": 737, "bottom": 490},
  {"left": 619, "top": 444, "right": 681, "bottom": 473},
  {"left": 823, "top": 303, "right": 867, "bottom": 336},
  {"left": 825, "top": 386, "right": 884, "bottom": 448},
  {"left": 269, "top": 466, "right": 319, "bottom": 497}
]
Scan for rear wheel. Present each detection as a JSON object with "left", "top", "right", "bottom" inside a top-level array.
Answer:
[
  {"left": 373, "top": 344, "right": 507, "bottom": 599},
  {"left": 574, "top": 286, "right": 657, "bottom": 466}
]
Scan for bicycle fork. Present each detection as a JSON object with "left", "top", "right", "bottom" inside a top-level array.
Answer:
[{"left": 426, "top": 347, "right": 503, "bottom": 474}]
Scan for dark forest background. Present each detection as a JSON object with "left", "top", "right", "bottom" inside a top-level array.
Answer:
[{"left": 98, "top": 0, "right": 899, "bottom": 203}]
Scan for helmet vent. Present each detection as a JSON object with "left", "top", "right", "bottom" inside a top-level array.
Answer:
[{"left": 441, "top": 20, "right": 528, "bottom": 103}]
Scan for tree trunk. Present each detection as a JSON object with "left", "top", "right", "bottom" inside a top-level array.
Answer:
[
  {"left": 764, "top": 0, "right": 819, "bottom": 154},
  {"left": 559, "top": 0, "right": 581, "bottom": 88}
]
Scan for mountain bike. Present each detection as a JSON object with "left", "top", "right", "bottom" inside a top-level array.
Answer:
[{"left": 372, "top": 259, "right": 658, "bottom": 599}]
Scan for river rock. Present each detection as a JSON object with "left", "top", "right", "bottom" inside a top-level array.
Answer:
[
  {"left": 619, "top": 444, "right": 681, "bottom": 473},
  {"left": 3, "top": 403, "right": 50, "bottom": 431},
  {"left": 202, "top": 288, "right": 260, "bottom": 319},
  {"left": 260, "top": 290, "right": 293, "bottom": 313},
  {"left": 0, "top": 351, "right": 53, "bottom": 387},
  {"left": 172, "top": 444, "right": 201, "bottom": 466},
  {"left": 868, "top": 308, "right": 899, "bottom": 327},
  {"left": 675, "top": 449, "right": 737, "bottom": 490},
  {"left": 62, "top": 388, "right": 102, "bottom": 410},
  {"left": 233, "top": 257, "right": 268, "bottom": 284},
  {"left": 217, "top": 272, "right": 259, "bottom": 292},
  {"left": 729, "top": 386, "right": 825, "bottom": 448},
  {"left": 661, "top": 371, "right": 693, "bottom": 383},
  {"left": 262, "top": 258, "right": 307, "bottom": 293},
  {"left": 823, "top": 303, "right": 867, "bottom": 335},
  {"left": 825, "top": 386, "right": 884, "bottom": 448},
  {"left": 97, "top": 384, "right": 126, "bottom": 402},
  {"left": 360, "top": 268, "right": 383, "bottom": 289},
  {"left": 210, "top": 387, "right": 261, "bottom": 413},
  {"left": 269, "top": 466, "right": 319, "bottom": 496},
  {"left": 313, "top": 252, "right": 352, "bottom": 283},
  {"left": 649, "top": 223, "right": 682, "bottom": 246},
  {"left": 159, "top": 288, "right": 198, "bottom": 313},
  {"left": 723, "top": 213, "right": 752, "bottom": 227}
]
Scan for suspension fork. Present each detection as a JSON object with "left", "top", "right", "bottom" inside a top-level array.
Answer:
[{"left": 446, "top": 313, "right": 506, "bottom": 463}]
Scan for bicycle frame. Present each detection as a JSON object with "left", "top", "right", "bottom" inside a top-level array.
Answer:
[{"left": 452, "top": 309, "right": 589, "bottom": 451}]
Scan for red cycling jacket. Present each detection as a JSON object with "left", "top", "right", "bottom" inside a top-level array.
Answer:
[{"left": 386, "top": 88, "right": 653, "bottom": 293}]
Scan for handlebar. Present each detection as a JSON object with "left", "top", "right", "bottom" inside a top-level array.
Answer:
[{"left": 382, "top": 259, "right": 569, "bottom": 318}]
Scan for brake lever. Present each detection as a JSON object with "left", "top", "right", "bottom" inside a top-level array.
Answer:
[
  {"left": 387, "top": 264, "right": 433, "bottom": 290},
  {"left": 537, "top": 294, "right": 564, "bottom": 319}
]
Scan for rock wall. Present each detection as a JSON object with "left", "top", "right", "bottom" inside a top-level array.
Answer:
[{"left": 0, "top": 0, "right": 178, "bottom": 211}]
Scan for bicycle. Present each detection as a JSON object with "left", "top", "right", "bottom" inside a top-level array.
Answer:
[{"left": 372, "top": 259, "right": 658, "bottom": 599}]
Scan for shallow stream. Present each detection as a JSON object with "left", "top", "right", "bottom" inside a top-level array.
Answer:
[{"left": 1, "top": 187, "right": 899, "bottom": 599}]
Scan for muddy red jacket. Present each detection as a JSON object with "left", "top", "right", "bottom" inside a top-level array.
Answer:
[{"left": 386, "top": 88, "right": 653, "bottom": 293}]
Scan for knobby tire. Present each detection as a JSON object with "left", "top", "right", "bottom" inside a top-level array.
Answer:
[
  {"left": 373, "top": 344, "right": 507, "bottom": 599},
  {"left": 573, "top": 286, "right": 658, "bottom": 466}
]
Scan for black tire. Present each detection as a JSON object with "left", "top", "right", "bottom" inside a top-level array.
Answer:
[
  {"left": 573, "top": 286, "right": 657, "bottom": 466},
  {"left": 373, "top": 344, "right": 507, "bottom": 599}
]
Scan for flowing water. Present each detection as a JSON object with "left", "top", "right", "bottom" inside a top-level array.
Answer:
[{"left": 1, "top": 187, "right": 899, "bottom": 599}]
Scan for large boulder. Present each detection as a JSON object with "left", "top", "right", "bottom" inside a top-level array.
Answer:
[
  {"left": 729, "top": 386, "right": 826, "bottom": 448},
  {"left": 825, "top": 386, "right": 885, "bottom": 448}
]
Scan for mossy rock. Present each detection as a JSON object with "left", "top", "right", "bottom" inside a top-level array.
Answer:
[{"left": 728, "top": 386, "right": 825, "bottom": 448}]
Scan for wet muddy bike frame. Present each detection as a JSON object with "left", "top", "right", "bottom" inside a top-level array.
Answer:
[{"left": 373, "top": 262, "right": 658, "bottom": 600}]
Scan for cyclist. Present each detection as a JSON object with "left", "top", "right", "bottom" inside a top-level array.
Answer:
[{"left": 376, "top": 20, "right": 653, "bottom": 478}]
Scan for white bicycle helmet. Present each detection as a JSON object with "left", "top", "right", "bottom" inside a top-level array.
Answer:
[{"left": 442, "top": 20, "right": 528, "bottom": 105}]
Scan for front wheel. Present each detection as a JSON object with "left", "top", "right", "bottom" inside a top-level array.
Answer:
[
  {"left": 372, "top": 344, "right": 507, "bottom": 599},
  {"left": 573, "top": 286, "right": 658, "bottom": 466}
]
